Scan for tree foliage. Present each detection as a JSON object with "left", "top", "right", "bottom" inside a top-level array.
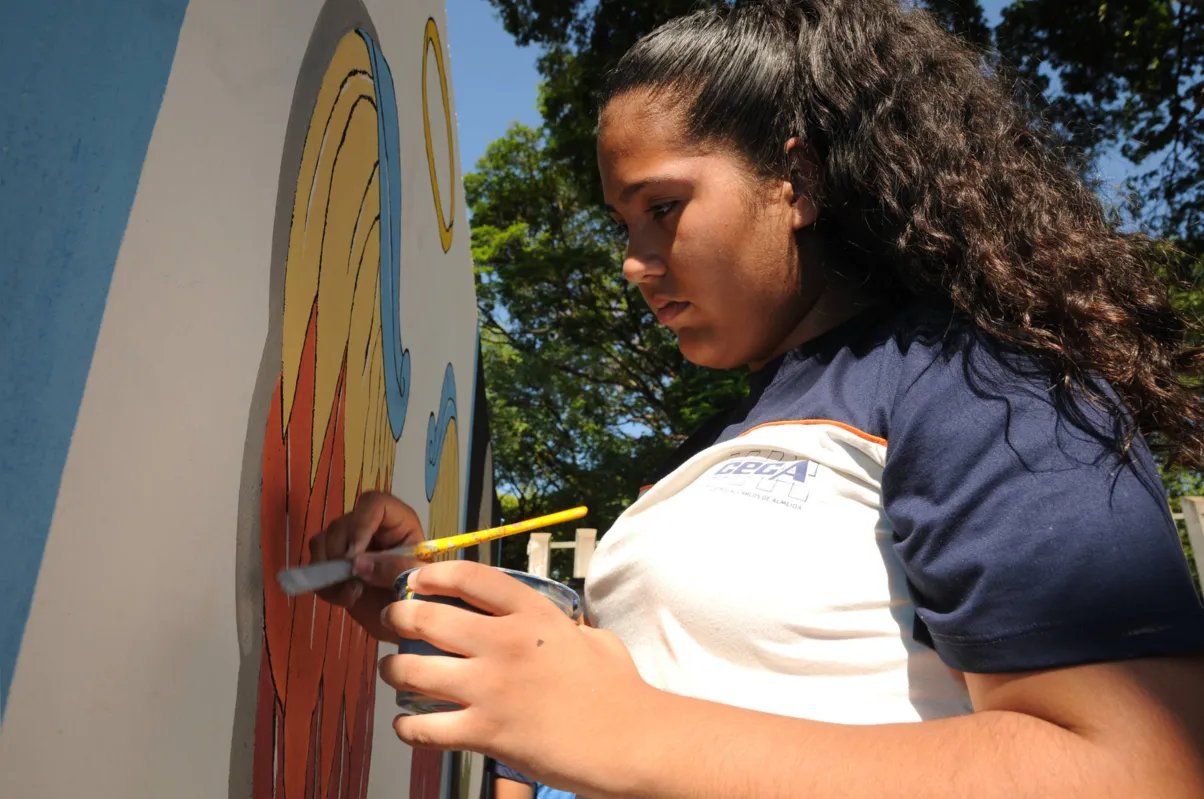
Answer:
[
  {"left": 997, "top": 1, "right": 1203, "bottom": 247},
  {"left": 922, "top": 0, "right": 992, "bottom": 49}
]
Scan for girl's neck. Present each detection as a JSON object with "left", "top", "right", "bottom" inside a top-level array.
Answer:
[{"left": 748, "top": 272, "right": 876, "bottom": 372}]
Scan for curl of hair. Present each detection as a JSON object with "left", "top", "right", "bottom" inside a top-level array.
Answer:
[{"left": 602, "top": 0, "right": 1203, "bottom": 468}]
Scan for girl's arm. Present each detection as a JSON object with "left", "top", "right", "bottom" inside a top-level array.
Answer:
[
  {"left": 381, "top": 561, "right": 1204, "bottom": 799},
  {"left": 607, "top": 654, "right": 1204, "bottom": 799}
]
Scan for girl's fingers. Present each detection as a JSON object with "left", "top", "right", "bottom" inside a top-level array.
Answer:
[
  {"left": 405, "top": 560, "right": 555, "bottom": 618},
  {"left": 352, "top": 551, "right": 422, "bottom": 589},
  {"left": 309, "top": 514, "right": 350, "bottom": 563},
  {"left": 378, "top": 653, "right": 475, "bottom": 706},
  {"left": 344, "top": 491, "right": 426, "bottom": 557},
  {"left": 318, "top": 580, "right": 361, "bottom": 608},
  {"left": 381, "top": 595, "right": 495, "bottom": 657},
  {"left": 393, "top": 706, "right": 474, "bottom": 752},
  {"left": 342, "top": 585, "right": 400, "bottom": 642},
  {"left": 307, "top": 494, "right": 422, "bottom": 602}
]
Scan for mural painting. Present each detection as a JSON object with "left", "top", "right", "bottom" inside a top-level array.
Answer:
[
  {"left": 0, "top": 1, "right": 492, "bottom": 798},
  {"left": 253, "top": 22, "right": 408, "bottom": 799}
]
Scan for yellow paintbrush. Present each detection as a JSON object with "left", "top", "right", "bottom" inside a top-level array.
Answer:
[{"left": 277, "top": 506, "right": 588, "bottom": 596}]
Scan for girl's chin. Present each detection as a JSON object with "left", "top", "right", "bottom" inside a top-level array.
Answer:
[{"left": 676, "top": 330, "right": 746, "bottom": 370}]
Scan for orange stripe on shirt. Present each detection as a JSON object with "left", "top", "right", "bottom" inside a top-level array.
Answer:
[
  {"left": 638, "top": 419, "right": 886, "bottom": 498},
  {"left": 737, "top": 419, "right": 888, "bottom": 448}
]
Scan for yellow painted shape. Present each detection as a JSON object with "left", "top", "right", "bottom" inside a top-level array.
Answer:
[
  {"left": 376, "top": 356, "right": 392, "bottom": 492},
  {"left": 382, "top": 360, "right": 395, "bottom": 490},
  {"left": 279, "top": 27, "right": 401, "bottom": 502},
  {"left": 282, "top": 32, "right": 376, "bottom": 436},
  {"left": 422, "top": 18, "right": 456, "bottom": 253},
  {"left": 311, "top": 94, "right": 379, "bottom": 482},
  {"left": 343, "top": 233, "right": 381, "bottom": 511},
  {"left": 362, "top": 326, "right": 385, "bottom": 496},
  {"left": 427, "top": 419, "right": 461, "bottom": 561}
]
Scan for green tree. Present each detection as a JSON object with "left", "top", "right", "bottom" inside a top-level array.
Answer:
[
  {"left": 997, "top": 1, "right": 1203, "bottom": 248},
  {"left": 923, "top": 0, "right": 993, "bottom": 48},
  {"left": 468, "top": 124, "right": 746, "bottom": 566},
  {"left": 490, "top": 0, "right": 719, "bottom": 210},
  {"left": 489, "top": 0, "right": 990, "bottom": 208}
]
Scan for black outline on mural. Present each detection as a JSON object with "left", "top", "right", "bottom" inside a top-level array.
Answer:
[{"left": 229, "top": 3, "right": 382, "bottom": 799}]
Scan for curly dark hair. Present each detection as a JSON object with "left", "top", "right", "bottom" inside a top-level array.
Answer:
[{"left": 601, "top": 0, "right": 1203, "bottom": 469}]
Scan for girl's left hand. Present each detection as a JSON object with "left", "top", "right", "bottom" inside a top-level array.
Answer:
[{"left": 378, "top": 560, "right": 650, "bottom": 795}]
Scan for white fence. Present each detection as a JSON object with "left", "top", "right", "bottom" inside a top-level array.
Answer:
[
  {"left": 526, "top": 528, "right": 598, "bottom": 579},
  {"left": 1181, "top": 498, "right": 1204, "bottom": 584}
]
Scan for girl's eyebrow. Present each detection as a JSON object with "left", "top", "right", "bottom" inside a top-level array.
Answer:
[{"left": 604, "top": 174, "right": 681, "bottom": 212}]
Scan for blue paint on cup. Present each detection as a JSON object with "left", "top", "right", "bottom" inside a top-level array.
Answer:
[{"left": 392, "top": 567, "right": 582, "bottom": 714}]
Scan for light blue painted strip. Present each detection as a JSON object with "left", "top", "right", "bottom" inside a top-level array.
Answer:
[
  {"left": 0, "top": 0, "right": 192, "bottom": 718},
  {"left": 425, "top": 363, "right": 458, "bottom": 502},
  {"left": 361, "top": 29, "right": 410, "bottom": 442}
]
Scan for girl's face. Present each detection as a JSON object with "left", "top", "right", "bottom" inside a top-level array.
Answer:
[{"left": 598, "top": 92, "right": 823, "bottom": 370}]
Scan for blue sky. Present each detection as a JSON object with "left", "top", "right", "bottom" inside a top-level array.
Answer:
[
  {"left": 444, "top": 0, "right": 542, "bottom": 173},
  {"left": 445, "top": 0, "right": 1135, "bottom": 200}
]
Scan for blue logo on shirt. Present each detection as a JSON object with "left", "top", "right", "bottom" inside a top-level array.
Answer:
[
  {"left": 709, "top": 454, "right": 817, "bottom": 504},
  {"left": 715, "top": 459, "right": 812, "bottom": 481}
]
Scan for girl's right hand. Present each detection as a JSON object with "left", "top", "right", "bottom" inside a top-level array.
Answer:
[{"left": 306, "top": 491, "right": 427, "bottom": 641}]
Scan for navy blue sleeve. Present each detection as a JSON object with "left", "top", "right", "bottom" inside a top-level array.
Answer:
[
  {"left": 882, "top": 332, "right": 1204, "bottom": 674},
  {"left": 491, "top": 760, "right": 537, "bottom": 786}
]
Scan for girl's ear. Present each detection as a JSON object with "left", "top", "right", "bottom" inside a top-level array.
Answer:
[{"left": 784, "top": 137, "right": 820, "bottom": 231}]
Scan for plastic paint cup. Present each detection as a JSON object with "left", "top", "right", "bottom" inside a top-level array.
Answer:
[{"left": 392, "top": 566, "right": 583, "bottom": 714}]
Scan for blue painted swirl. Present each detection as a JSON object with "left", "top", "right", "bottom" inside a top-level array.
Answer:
[
  {"left": 425, "top": 363, "right": 458, "bottom": 501},
  {"left": 360, "top": 29, "right": 409, "bottom": 442}
]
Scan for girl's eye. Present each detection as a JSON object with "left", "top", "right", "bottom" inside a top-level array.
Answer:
[
  {"left": 609, "top": 219, "right": 629, "bottom": 239},
  {"left": 650, "top": 201, "right": 678, "bottom": 220}
]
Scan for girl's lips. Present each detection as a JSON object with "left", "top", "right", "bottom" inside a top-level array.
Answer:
[{"left": 656, "top": 300, "right": 690, "bottom": 325}]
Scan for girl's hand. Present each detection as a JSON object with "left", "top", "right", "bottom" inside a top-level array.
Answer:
[
  {"left": 307, "top": 491, "right": 426, "bottom": 641},
  {"left": 378, "top": 560, "right": 651, "bottom": 796}
]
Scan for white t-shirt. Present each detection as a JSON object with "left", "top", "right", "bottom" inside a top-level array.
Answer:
[{"left": 586, "top": 420, "right": 973, "bottom": 724}]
